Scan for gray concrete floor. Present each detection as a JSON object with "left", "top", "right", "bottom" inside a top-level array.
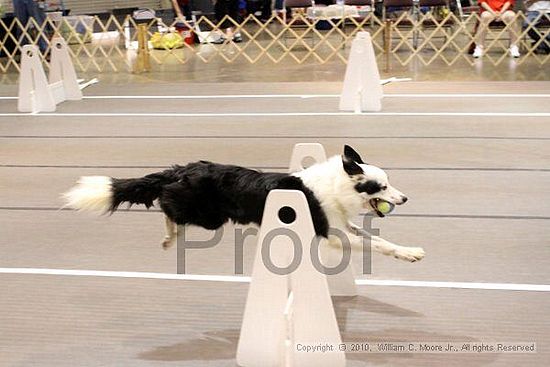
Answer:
[{"left": 0, "top": 81, "right": 549, "bottom": 366}]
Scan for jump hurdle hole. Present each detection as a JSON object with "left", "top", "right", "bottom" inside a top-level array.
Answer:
[{"left": 278, "top": 206, "right": 297, "bottom": 224}]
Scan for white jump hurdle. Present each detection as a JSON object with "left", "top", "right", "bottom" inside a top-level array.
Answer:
[
  {"left": 288, "top": 143, "right": 358, "bottom": 297},
  {"left": 237, "top": 143, "right": 362, "bottom": 366},
  {"left": 237, "top": 190, "right": 346, "bottom": 367},
  {"left": 18, "top": 37, "right": 82, "bottom": 113},
  {"left": 339, "top": 32, "right": 383, "bottom": 113}
]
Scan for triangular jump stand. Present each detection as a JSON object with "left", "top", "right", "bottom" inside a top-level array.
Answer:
[
  {"left": 18, "top": 38, "right": 82, "bottom": 113},
  {"left": 288, "top": 143, "right": 328, "bottom": 172},
  {"left": 288, "top": 143, "right": 357, "bottom": 297},
  {"left": 339, "top": 32, "right": 383, "bottom": 113},
  {"left": 237, "top": 190, "right": 346, "bottom": 367}
]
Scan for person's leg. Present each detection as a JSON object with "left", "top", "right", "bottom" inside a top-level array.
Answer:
[
  {"left": 28, "top": 0, "right": 48, "bottom": 53},
  {"left": 214, "top": 0, "right": 236, "bottom": 39},
  {"left": 227, "top": 0, "right": 239, "bottom": 28},
  {"left": 12, "top": 0, "right": 30, "bottom": 47},
  {"left": 525, "top": 11, "right": 550, "bottom": 52},
  {"left": 215, "top": 0, "right": 230, "bottom": 27},
  {"left": 501, "top": 10, "right": 518, "bottom": 46},
  {"left": 524, "top": 11, "right": 541, "bottom": 43},
  {"left": 274, "top": 0, "right": 284, "bottom": 11},
  {"left": 222, "top": 0, "right": 239, "bottom": 39},
  {"left": 261, "top": 0, "right": 272, "bottom": 20},
  {"left": 543, "top": 13, "right": 550, "bottom": 52},
  {"left": 476, "top": 11, "right": 495, "bottom": 48},
  {"left": 181, "top": 2, "right": 192, "bottom": 20}
]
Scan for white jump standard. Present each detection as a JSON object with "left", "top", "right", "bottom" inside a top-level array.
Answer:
[
  {"left": 288, "top": 143, "right": 358, "bottom": 297},
  {"left": 18, "top": 38, "right": 82, "bottom": 113},
  {"left": 237, "top": 190, "right": 346, "bottom": 367},
  {"left": 340, "top": 32, "right": 383, "bottom": 113}
]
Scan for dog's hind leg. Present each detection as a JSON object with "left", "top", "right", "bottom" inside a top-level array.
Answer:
[{"left": 161, "top": 215, "right": 177, "bottom": 250}]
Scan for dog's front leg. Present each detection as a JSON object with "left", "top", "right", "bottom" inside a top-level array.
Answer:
[
  {"left": 347, "top": 221, "right": 362, "bottom": 235},
  {"left": 340, "top": 228, "right": 425, "bottom": 263},
  {"left": 368, "top": 235, "right": 425, "bottom": 262},
  {"left": 161, "top": 215, "right": 177, "bottom": 249}
]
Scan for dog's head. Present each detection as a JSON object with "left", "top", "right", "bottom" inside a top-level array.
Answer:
[{"left": 342, "top": 145, "right": 408, "bottom": 217}]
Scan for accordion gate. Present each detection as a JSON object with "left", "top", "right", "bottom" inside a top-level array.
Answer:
[{"left": 0, "top": 11, "right": 548, "bottom": 73}]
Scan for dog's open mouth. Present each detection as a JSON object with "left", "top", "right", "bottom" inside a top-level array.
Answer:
[{"left": 368, "top": 198, "right": 394, "bottom": 217}]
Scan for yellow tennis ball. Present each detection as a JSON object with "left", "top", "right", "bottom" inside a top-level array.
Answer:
[{"left": 377, "top": 200, "right": 394, "bottom": 214}]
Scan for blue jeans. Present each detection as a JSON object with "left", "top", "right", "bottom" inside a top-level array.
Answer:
[
  {"left": 12, "top": 0, "right": 48, "bottom": 53},
  {"left": 523, "top": 11, "right": 550, "bottom": 51}
]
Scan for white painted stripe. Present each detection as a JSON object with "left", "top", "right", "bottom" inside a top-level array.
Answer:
[
  {"left": 1, "top": 268, "right": 548, "bottom": 292},
  {"left": 0, "top": 112, "right": 549, "bottom": 117},
  {"left": 0, "top": 93, "right": 549, "bottom": 100},
  {"left": 0, "top": 94, "right": 337, "bottom": 100},
  {"left": 77, "top": 93, "right": 550, "bottom": 99},
  {"left": 386, "top": 93, "right": 550, "bottom": 98},
  {"left": 0, "top": 268, "right": 251, "bottom": 282},
  {"left": 82, "top": 94, "right": 339, "bottom": 99},
  {"left": 355, "top": 279, "right": 550, "bottom": 292}
]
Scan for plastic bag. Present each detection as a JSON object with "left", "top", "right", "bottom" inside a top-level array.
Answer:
[{"left": 150, "top": 32, "right": 185, "bottom": 49}]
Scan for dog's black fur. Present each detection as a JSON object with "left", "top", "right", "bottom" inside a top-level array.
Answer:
[{"left": 111, "top": 161, "right": 329, "bottom": 237}]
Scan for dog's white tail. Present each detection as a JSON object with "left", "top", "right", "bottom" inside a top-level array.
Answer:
[{"left": 63, "top": 176, "right": 113, "bottom": 212}]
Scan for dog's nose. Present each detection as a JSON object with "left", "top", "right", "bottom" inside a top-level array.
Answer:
[{"left": 401, "top": 196, "right": 408, "bottom": 203}]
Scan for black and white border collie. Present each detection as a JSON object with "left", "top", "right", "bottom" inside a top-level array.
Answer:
[{"left": 63, "top": 145, "right": 425, "bottom": 262}]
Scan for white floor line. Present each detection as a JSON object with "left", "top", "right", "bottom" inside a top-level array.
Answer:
[
  {"left": 0, "top": 268, "right": 251, "bottom": 283},
  {"left": 1, "top": 112, "right": 549, "bottom": 117},
  {"left": 386, "top": 93, "right": 550, "bottom": 98},
  {"left": 83, "top": 94, "right": 340, "bottom": 99},
  {"left": 0, "top": 93, "right": 549, "bottom": 100},
  {"left": 355, "top": 279, "right": 550, "bottom": 292},
  {"left": 1, "top": 267, "right": 548, "bottom": 292}
]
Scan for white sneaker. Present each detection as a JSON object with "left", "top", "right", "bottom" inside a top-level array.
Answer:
[
  {"left": 509, "top": 45, "right": 520, "bottom": 58},
  {"left": 473, "top": 45, "right": 483, "bottom": 58}
]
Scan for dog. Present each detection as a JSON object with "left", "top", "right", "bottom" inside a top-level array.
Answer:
[{"left": 63, "top": 145, "right": 425, "bottom": 262}]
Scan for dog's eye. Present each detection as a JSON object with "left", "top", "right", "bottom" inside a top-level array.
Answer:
[{"left": 381, "top": 186, "right": 387, "bottom": 190}]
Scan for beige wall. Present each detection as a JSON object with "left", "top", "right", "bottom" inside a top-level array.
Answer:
[{"left": 63, "top": 0, "right": 164, "bottom": 14}]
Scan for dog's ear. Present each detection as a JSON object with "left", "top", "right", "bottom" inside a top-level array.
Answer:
[
  {"left": 343, "top": 159, "right": 363, "bottom": 176},
  {"left": 342, "top": 156, "right": 363, "bottom": 176},
  {"left": 343, "top": 145, "right": 364, "bottom": 164}
]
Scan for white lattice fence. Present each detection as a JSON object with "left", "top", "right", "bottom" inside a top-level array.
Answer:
[{"left": 0, "top": 11, "right": 548, "bottom": 73}]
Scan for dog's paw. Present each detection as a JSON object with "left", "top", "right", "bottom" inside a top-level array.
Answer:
[
  {"left": 161, "top": 236, "right": 175, "bottom": 250},
  {"left": 394, "top": 247, "right": 425, "bottom": 262}
]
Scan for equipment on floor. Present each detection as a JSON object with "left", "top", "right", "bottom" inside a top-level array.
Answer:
[
  {"left": 237, "top": 190, "right": 346, "bottom": 367},
  {"left": 18, "top": 38, "right": 82, "bottom": 113},
  {"left": 340, "top": 31, "right": 383, "bottom": 112},
  {"left": 288, "top": 143, "right": 358, "bottom": 297},
  {"left": 237, "top": 143, "right": 357, "bottom": 367}
]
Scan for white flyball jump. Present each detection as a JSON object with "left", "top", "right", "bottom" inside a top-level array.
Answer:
[
  {"left": 288, "top": 143, "right": 358, "bottom": 297},
  {"left": 237, "top": 143, "right": 357, "bottom": 367},
  {"left": 339, "top": 32, "right": 383, "bottom": 113},
  {"left": 18, "top": 37, "right": 82, "bottom": 113},
  {"left": 237, "top": 190, "right": 345, "bottom": 367}
]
